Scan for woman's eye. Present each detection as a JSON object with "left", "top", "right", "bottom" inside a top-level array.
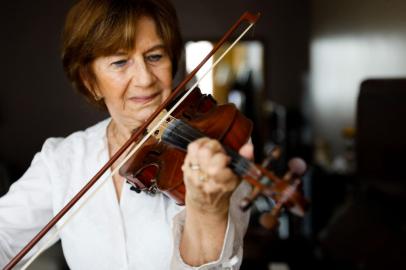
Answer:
[
  {"left": 111, "top": 59, "right": 128, "bottom": 67},
  {"left": 146, "top": 54, "right": 162, "bottom": 62}
]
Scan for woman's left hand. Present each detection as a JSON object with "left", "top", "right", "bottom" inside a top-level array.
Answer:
[
  {"left": 180, "top": 138, "right": 253, "bottom": 265},
  {"left": 182, "top": 137, "right": 253, "bottom": 216}
]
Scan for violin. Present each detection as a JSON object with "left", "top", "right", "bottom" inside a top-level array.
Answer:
[
  {"left": 119, "top": 87, "right": 252, "bottom": 204},
  {"left": 4, "top": 11, "right": 308, "bottom": 270},
  {"left": 120, "top": 86, "right": 308, "bottom": 227}
]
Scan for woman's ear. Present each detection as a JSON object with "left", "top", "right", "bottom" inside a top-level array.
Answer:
[
  {"left": 80, "top": 68, "right": 103, "bottom": 101},
  {"left": 91, "top": 85, "right": 103, "bottom": 101}
]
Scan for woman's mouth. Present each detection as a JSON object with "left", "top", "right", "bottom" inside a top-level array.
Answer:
[{"left": 129, "top": 92, "right": 160, "bottom": 104}]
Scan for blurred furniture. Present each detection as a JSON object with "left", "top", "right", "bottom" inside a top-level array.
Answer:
[
  {"left": 356, "top": 79, "right": 406, "bottom": 198},
  {"left": 318, "top": 78, "right": 406, "bottom": 270}
]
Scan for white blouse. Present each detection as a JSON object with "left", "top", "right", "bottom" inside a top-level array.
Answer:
[{"left": 0, "top": 119, "right": 250, "bottom": 270}]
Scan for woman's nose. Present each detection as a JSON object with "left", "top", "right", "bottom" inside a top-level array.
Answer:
[{"left": 130, "top": 60, "right": 155, "bottom": 88}]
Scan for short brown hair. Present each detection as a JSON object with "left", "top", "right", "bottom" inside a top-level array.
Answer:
[{"left": 61, "top": 0, "right": 182, "bottom": 109}]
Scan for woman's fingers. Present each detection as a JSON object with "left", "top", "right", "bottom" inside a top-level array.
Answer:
[
  {"left": 239, "top": 141, "right": 254, "bottom": 160},
  {"left": 183, "top": 138, "right": 235, "bottom": 187}
]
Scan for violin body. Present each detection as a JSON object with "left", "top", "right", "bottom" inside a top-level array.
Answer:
[{"left": 119, "top": 88, "right": 252, "bottom": 204}]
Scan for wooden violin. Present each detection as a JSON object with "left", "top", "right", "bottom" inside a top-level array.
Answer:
[{"left": 119, "top": 86, "right": 308, "bottom": 229}]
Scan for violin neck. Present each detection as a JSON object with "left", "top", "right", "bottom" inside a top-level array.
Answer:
[{"left": 162, "top": 119, "right": 258, "bottom": 178}]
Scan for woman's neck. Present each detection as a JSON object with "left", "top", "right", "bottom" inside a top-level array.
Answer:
[
  {"left": 107, "top": 120, "right": 136, "bottom": 201},
  {"left": 108, "top": 120, "right": 133, "bottom": 148}
]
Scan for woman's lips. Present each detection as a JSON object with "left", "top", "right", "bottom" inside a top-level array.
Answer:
[{"left": 129, "top": 92, "right": 160, "bottom": 104}]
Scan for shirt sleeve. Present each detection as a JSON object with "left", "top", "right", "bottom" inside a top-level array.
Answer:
[
  {"left": 0, "top": 139, "right": 59, "bottom": 269},
  {"left": 170, "top": 181, "right": 251, "bottom": 270}
]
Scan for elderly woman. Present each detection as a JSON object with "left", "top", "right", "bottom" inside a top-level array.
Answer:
[{"left": 0, "top": 0, "right": 252, "bottom": 269}]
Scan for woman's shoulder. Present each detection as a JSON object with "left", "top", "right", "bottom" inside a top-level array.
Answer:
[{"left": 40, "top": 118, "right": 110, "bottom": 160}]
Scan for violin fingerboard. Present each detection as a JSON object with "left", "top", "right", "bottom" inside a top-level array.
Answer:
[{"left": 162, "top": 119, "right": 254, "bottom": 178}]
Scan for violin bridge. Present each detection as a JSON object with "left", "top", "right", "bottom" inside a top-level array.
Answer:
[{"left": 147, "top": 109, "right": 174, "bottom": 141}]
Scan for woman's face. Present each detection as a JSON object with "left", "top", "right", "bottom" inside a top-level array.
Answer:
[{"left": 91, "top": 16, "right": 173, "bottom": 132}]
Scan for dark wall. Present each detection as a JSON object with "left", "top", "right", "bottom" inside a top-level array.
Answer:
[
  {"left": 0, "top": 0, "right": 309, "bottom": 181},
  {"left": 0, "top": 0, "right": 108, "bottom": 180}
]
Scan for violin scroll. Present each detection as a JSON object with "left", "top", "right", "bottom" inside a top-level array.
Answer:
[{"left": 240, "top": 146, "right": 309, "bottom": 230}]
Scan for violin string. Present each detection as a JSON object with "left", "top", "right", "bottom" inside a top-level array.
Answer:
[
  {"left": 157, "top": 118, "right": 259, "bottom": 180},
  {"left": 22, "top": 21, "right": 256, "bottom": 268},
  {"left": 159, "top": 118, "right": 257, "bottom": 178}
]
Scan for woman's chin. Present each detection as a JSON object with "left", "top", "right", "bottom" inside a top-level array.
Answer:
[
  {"left": 110, "top": 101, "right": 165, "bottom": 132},
  {"left": 127, "top": 106, "right": 159, "bottom": 127}
]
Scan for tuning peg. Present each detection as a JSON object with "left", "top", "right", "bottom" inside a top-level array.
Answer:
[
  {"left": 261, "top": 144, "right": 282, "bottom": 168},
  {"left": 259, "top": 212, "right": 280, "bottom": 230},
  {"left": 259, "top": 202, "right": 283, "bottom": 230},
  {"left": 240, "top": 186, "right": 261, "bottom": 211},
  {"left": 283, "top": 157, "right": 307, "bottom": 182}
]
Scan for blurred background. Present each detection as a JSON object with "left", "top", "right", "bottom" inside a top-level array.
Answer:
[{"left": 0, "top": 0, "right": 405, "bottom": 269}]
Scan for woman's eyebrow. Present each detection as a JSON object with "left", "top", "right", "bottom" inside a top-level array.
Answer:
[
  {"left": 109, "top": 44, "right": 165, "bottom": 56},
  {"left": 109, "top": 51, "right": 128, "bottom": 57},
  {"left": 144, "top": 44, "right": 165, "bottom": 53}
]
